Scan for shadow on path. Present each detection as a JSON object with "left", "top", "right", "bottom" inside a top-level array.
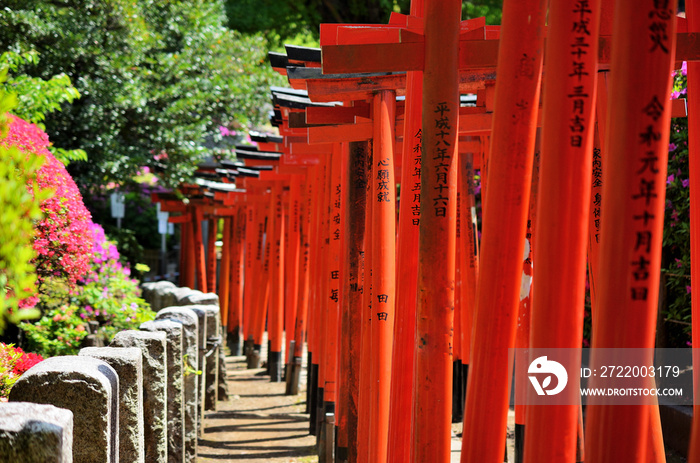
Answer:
[{"left": 197, "top": 350, "right": 317, "bottom": 463}]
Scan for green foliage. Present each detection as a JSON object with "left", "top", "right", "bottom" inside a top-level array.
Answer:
[
  {"left": 225, "top": 0, "right": 323, "bottom": 46},
  {"left": 462, "top": 1, "right": 503, "bottom": 25},
  {"left": 661, "top": 66, "right": 691, "bottom": 347},
  {"left": 20, "top": 305, "right": 88, "bottom": 357},
  {"left": 0, "top": 82, "right": 51, "bottom": 331},
  {"left": 0, "top": 0, "right": 285, "bottom": 188},
  {"left": 0, "top": 51, "right": 80, "bottom": 125},
  {"left": 0, "top": 50, "right": 86, "bottom": 165},
  {"left": 183, "top": 354, "right": 202, "bottom": 377},
  {"left": 0, "top": 145, "right": 47, "bottom": 327}
]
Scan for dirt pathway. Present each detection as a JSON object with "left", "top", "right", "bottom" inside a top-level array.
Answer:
[
  {"left": 196, "top": 347, "right": 501, "bottom": 463},
  {"left": 197, "top": 350, "right": 317, "bottom": 463}
]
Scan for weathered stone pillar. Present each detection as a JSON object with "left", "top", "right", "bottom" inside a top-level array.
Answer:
[
  {"left": 141, "top": 319, "right": 185, "bottom": 463},
  {"left": 202, "top": 305, "right": 220, "bottom": 411},
  {"left": 9, "top": 356, "right": 119, "bottom": 463},
  {"left": 161, "top": 287, "right": 192, "bottom": 310},
  {"left": 218, "top": 344, "right": 229, "bottom": 401},
  {"left": 178, "top": 291, "right": 219, "bottom": 307},
  {"left": 111, "top": 330, "right": 168, "bottom": 463},
  {"left": 155, "top": 307, "right": 199, "bottom": 462},
  {"left": 182, "top": 306, "right": 207, "bottom": 433},
  {"left": 79, "top": 347, "right": 145, "bottom": 463},
  {"left": 0, "top": 402, "right": 73, "bottom": 462},
  {"left": 146, "top": 281, "right": 177, "bottom": 311}
]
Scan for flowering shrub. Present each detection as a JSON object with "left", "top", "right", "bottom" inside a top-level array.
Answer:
[
  {"left": 0, "top": 343, "right": 43, "bottom": 399},
  {"left": 0, "top": 115, "right": 93, "bottom": 289},
  {"left": 661, "top": 63, "right": 692, "bottom": 347},
  {"left": 21, "top": 224, "right": 154, "bottom": 357},
  {"left": 20, "top": 305, "right": 87, "bottom": 357},
  {"left": 71, "top": 223, "right": 154, "bottom": 342}
]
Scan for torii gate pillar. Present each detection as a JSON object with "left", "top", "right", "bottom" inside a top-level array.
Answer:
[{"left": 412, "top": 1, "right": 461, "bottom": 461}]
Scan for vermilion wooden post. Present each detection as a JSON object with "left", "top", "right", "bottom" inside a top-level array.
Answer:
[
  {"left": 688, "top": 0, "right": 700, "bottom": 458},
  {"left": 461, "top": 0, "right": 546, "bottom": 460},
  {"left": 192, "top": 206, "right": 208, "bottom": 293},
  {"left": 388, "top": 37, "right": 423, "bottom": 463},
  {"left": 269, "top": 183, "right": 286, "bottom": 381},
  {"left": 284, "top": 176, "right": 302, "bottom": 370},
  {"left": 179, "top": 218, "right": 189, "bottom": 287},
  {"left": 358, "top": 145, "right": 374, "bottom": 463},
  {"left": 206, "top": 216, "right": 217, "bottom": 293},
  {"left": 336, "top": 143, "right": 349, "bottom": 459},
  {"left": 308, "top": 163, "right": 325, "bottom": 435},
  {"left": 240, "top": 200, "right": 252, "bottom": 350},
  {"left": 412, "top": 1, "right": 460, "bottom": 461},
  {"left": 588, "top": 76, "right": 610, "bottom": 308},
  {"left": 368, "top": 90, "right": 396, "bottom": 463},
  {"left": 219, "top": 216, "right": 232, "bottom": 327},
  {"left": 584, "top": 1, "right": 677, "bottom": 461},
  {"left": 291, "top": 167, "right": 313, "bottom": 393},
  {"left": 319, "top": 144, "right": 343, "bottom": 456},
  {"left": 184, "top": 215, "right": 196, "bottom": 289},
  {"left": 242, "top": 196, "right": 261, "bottom": 356},
  {"left": 318, "top": 154, "right": 334, "bottom": 435},
  {"left": 514, "top": 144, "right": 538, "bottom": 462},
  {"left": 228, "top": 203, "right": 246, "bottom": 355},
  {"left": 341, "top": 140, "right": 368, "bottom": 462},
  {"left": 335, "top": 142, "right": 351, "bottom": 463},
  {"left": 253, "top": 192, "right": 273, "bottom": 357},
  {"left": 523, "top": 0, "right": 600, "bottom": 460}
]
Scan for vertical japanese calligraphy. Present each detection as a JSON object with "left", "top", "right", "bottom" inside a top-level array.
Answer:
[
  {"left": 649, "top": 0, "right": 673, "bottom": 53},
  {"left": 433, "top": 102, "right": 453, "bottom": 217},
  {"left": 412, "top": 129, "right": 422, "bottom": 225},
  {"left": 592, "top": 146, "right": 602, "bottom": 243},
  {"left": 629, "top": 95, "right": 665, "bottom": 301},
  {"left": 377, "top": 158, "right": 391, "bottom": 203},
  {"left": 569, "top": 1, "right": 592, "bottom": 148}
]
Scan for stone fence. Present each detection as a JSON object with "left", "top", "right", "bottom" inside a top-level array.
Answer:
[{"left": 0, "top": 281, "right": 228, "bottom": 463}]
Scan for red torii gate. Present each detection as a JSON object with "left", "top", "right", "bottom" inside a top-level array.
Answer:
[
  {"left": 318, "top": 5, "right": 492, "bottom": 461},
  {"left": 291, "top": 71, "right": 405, "bottom": 461}
]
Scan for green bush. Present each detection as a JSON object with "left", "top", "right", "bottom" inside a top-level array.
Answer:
[
  {"left": 21, "top": 223, "right": 155, "bottom": 357},
  {"left": 20, "top": 305, "right": 87, "bottom": 357},
  {"left": 0, "top": 76, "right": 50, "bottom": 331}
]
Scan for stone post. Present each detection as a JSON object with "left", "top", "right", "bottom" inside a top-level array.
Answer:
[
  {"left": 79, "top": 347, "right": 144, "bottom": 463},
  {"left": 9, "top": 356, "right": 119, "bottom": 463},
  {"left": 155, "top": 307, "right": 199, "bottom": 462},
  {"left": 0, "top": 402, "right": 73, "bottom": 462},
  {"left": 181, "top": 306, "right": 207, "bottom": 434},
  {"left": 202, "top": 305, "right": 220, "bottom": 411},
  {"left": 141, "top": 320, "right": 185, "bottom": 463},
  {"left": 111, "top": 330, "right": 168, "bottom": 463}
]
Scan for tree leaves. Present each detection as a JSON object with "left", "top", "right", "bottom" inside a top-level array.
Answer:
[{"left": 0, "top": 0, "right": 285, "bottom": 188}]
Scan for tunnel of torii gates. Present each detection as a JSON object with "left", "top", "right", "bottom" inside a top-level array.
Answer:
[{"left": 148, "top": 0, "right": 700, "bottom": 462}]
